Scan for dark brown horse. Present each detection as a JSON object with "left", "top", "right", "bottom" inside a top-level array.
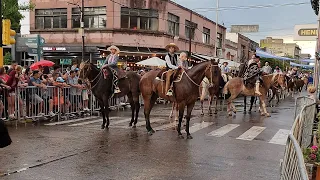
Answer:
[
  {"left": 140, "top": 60, "right": 220, "bottom": 139},
  {"left": 79, "top": 62, "right": 141, "bottom": 129}
]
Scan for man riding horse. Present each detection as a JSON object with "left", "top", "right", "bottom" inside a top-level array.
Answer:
[
  {"left": 243, "top": 54, "right": 262, "bottom": 96},
  {"left": 165, "top": 43, "right": 182, "bottom": 96},
  {"left": 102, "top": 45, "right": 125, "bottom": 93}
]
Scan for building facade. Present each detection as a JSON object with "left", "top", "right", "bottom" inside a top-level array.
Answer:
[
  {"left": 26, "top": 0, "right": 226, "bottom": 64},
  {"left": 226, "top": 33, "right": 256, "bottom": 62},
  {"left": 224, "top": 39, "right": 237, "bottom": 61},
  {"left": 260, "top": 37, "right": 301, "bottom": 59}
]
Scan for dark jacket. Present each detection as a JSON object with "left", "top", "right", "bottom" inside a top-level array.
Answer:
[{"left": 0, "top": 119, "right": 12, "bottom": 148}]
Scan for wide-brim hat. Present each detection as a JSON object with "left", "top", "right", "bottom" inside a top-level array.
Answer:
[
  {"left": 107, "top": 45, "right": 120, "bottom": 54},
  {"left": 165, "top": 43, "right": 179, "bottom": 51}
]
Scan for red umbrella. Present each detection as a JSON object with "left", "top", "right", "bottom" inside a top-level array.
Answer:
[{"left": 30, "top": 60, "right": 55, "bottom": 70}]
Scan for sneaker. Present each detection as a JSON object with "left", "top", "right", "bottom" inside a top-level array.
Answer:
[
  {"left": 155, "top": 77, "right": 161, "bottom": 80},
  {"left": 49, "top": 111, "right": 55, "bottom": 117}
]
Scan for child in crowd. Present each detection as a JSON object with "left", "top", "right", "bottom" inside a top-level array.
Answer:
[
  {"left": 78, "top": 79, "right": 90, "bottom": 113},
  {"left": 308, "top": 85, "right": 316, "bottom": 101}
]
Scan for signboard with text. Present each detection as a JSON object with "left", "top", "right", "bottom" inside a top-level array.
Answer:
[
  {"left": 230, "top": 25, "right": 259, "bottom": 33},
  {"left": 294, "top": 24, "right": 317, "bottom": 41}
]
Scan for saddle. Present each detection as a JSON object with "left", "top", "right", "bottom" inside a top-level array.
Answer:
[
  {"left": 102, "top": 67, "right": 126, "bottom": 80},
  {"left": 156, "top": 68, "right": 183, "bottom": 82}
]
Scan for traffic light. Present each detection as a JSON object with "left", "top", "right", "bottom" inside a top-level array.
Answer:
[{"left": 2, "top": 19, "right": 16, "bottom": 45}]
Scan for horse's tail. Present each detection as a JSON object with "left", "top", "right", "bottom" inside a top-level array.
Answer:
[{"left": 223, "top": 82, "right": 229, "bottom": 95}]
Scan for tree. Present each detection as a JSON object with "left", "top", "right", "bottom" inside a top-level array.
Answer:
[
  {"left": 260, "top": 58, "right": 290, "bottom": 71},
  {"left": 4, "top": 52, "right": 11, "bottom": 65},
  {"left": 2, "top": 0, "right": 34, "bottom": 33}
]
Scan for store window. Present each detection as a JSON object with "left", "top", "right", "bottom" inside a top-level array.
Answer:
[
  {"left": 35, "top": 9, "right": 67, "bottom": 29},
  {"left": 72, "top": 7, "right": 106, "bottom": 28},
  {"left": 167, "top": 13, "right": 179, "bottom": 36},
  {"left": 121, "top": 7, "right": 159, "bottom": 31},
  {"left": 202, "top": 27, "right": 210, "bottom": 44},
  {"left": 185, "top": 20, "right": 197, "bottom": 40}
]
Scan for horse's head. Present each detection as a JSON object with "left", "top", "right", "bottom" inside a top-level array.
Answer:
[
  {"left": 79, "top": 60, "right": 98, "bottom": 80},
  {"left": 204, "top": 59, "right": 221, "bottom": 87},
  {"left": 273, "top": 73, "right": 286, "bottom": 90}
]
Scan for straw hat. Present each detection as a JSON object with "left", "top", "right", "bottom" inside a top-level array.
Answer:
[
  {"left": 107, "top": 45, "right": 120, "bottom": 54},
  {"left": 165, "top": 43, "right": 179, "bottom": 51}
]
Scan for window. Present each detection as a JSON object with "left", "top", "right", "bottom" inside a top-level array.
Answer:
[
  {"left": 202, "top": 27, "right": 210, "bottom": 44},
  {"left": 72, "top": 7, "right": 106, "bottom": 28},
  {"left": 121, "top": 7, "right": 159, "bottom": 30},
  {"left": 167, "top": 13, "right": 179, "bottom": 36},
  {"left": 35, "top": 9, "right": 67, "bottom": 29},
  {"left": 217, "top": 33, "right": 222, "bottom": 48},
  {"left": 185, "top": 20, "right": 197, "bottom": 40}
]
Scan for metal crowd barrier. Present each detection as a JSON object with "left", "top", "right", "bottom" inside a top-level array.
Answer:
[
  {"left": 2, "top": 86, "right": 128, "bottom": 123},
  {"left": 280, "top": 96, "right": 316, "bottom": 180}
]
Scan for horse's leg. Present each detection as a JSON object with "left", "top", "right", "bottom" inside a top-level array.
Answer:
[
  {"left": 98, "top": 100, "right": 106, "bottom": 129},
  {"left": 268, "top": 88, "right": 275, "bottom": 107},
  {"left": 208, "top": 95, "right": 213, "bottom": 116},
  {"left": 128, "top": 94, "right": 135, "bottom": 127},
  {"left": 185, "top": 103, "right": 195, "bottom": 139},
  {"left": 144, "top": 93, "right": 158, "bottom": 135},
  {"left": 169, "top": 102, "right": 175, "bottom": 119},
  {"left": 175, "top": 103, "right": 179, "bottom": 122},
  {"left": 243, "top": 96, "right": 247, "bottom": 114},
  {"left": 177, "top": 103, "right": 186, "bottom": 139},
  {"left": 227, "top": 94, "right": 238, "bottom": 116},
  {"left": 213, "top": 95, "right": 218, "bottom": 114},
  {"left": 260, "top": 96, "right": 270, "bottom": 117},
  {"left": 276, "top": 90, "right": 280, "bottom": 104},
  {"left": 133, "top": 94, "right": 140, "bottom": 127},
  {"left": 103, "top": 98, "right": 110, "bottom": 129},
  {"left": 249, "top": 96, "right": 255, "bottom": 113},
  {"left": 200, "top": 99, "right": 204, "bottom": 116}
]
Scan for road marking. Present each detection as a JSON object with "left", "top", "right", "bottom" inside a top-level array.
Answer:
[
  {"left": 269, "top": 129, "right": 290, "bottom": 145},
  {"left": 207, "top": 124, "right": 240, "bottom": 137},
  {"left": 236, "top": 126, "right": 266, "bottom": 141},
  {"left": 68, "top": 117, "right": 121, "bottom": 127},
  {"left": 44, "top": 116, "right": 99, "bottom": 126},
  {"left": 187, "top": 122, "right": 214, "bottom": 134},
  {"left": 154, "top": 122, "right": 176, "bottom": 131}
]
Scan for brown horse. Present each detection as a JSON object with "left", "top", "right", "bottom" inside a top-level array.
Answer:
[
  {"left": 223, "top": 73, "right": 286, "bottom": 117},
  {"left": 140, "top": 60, "right": 219, "bottom": 139},
  {"left": 79, "top": 62, "right": 141, "bottom": 129}
]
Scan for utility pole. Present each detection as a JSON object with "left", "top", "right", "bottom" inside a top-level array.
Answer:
[
  {"left": 81, "top": 0, "right": 85, "bottom": 62},
  {"left": 214, "top": 0, "right": 219, "bottom": 58},
  {"left": 315, "top": 0, "right": 320, "bottom": 97},
  {"left": 188, "top": 11, "right": 192, "bottom": 59}
]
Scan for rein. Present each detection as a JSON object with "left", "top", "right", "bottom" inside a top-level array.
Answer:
[{"left": 182, "top": 64, "right": 216, "bottom": 87}]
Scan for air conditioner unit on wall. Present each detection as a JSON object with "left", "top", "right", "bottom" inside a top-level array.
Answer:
[{"left": 217, "top": 49, "right": 223, "bottom": 58}]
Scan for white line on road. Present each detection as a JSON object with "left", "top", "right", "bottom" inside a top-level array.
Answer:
[
  {"left": 154, "top": 122, "right": 176, "bottom": 131},
  {"left": 269, "top": 129, "right": 290, "bottom": 145},
  {"left": 44, "top": 116, "right": 99, "bottom": 126},
  {"left": 68, "top": 117, "right": 121, "bottom": 127},
  {"left": 186, "top": 122, "right": 214, "bottom": 134},
  {"left": 236, "top": 126, "right": 266, "bottom": 141},
  {"left": 207, "top": 124, "right": 240, "bottom": 137},
  {"left": 112, "top": 118, "right": 167, "bottom": 129}
]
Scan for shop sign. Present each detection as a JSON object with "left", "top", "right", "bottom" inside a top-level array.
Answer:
[
  {"left": 43, "top": 47, "right": 67, "bottom": 51},
  {"left": 294, "top": 24, "right": 318, "bottom": 41},
  {"left": 60, "top": 59, "right": 72, "bottom": 65}
]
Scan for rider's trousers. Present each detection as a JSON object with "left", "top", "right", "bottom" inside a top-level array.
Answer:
[{"left": 166, "top": 70, "right": 174, "bottom": 93}]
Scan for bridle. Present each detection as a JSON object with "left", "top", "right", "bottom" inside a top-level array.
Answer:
[
  {"left": 184, "top": 63, "right": 217, "bottom": 87},
  {"left": 80, "top": 63, "right": 103, "bottom": 89}
]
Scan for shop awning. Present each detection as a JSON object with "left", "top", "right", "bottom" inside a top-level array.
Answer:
[{"left": 255, "top": 48, "right": 294, "bottom": 61}]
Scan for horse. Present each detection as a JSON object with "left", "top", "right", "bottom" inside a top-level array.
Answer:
[
  {"left": 140, "top": 60, "right": 220, "bottom": 139},
  {"left": 79, "top": 62, "right": 141, "bottom": 129},
  {"left": 223, "top": 73, "right": 286, "bottom": 117}
]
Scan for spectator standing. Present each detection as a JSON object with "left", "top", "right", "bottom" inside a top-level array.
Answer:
[
  {"left": 0, "top": 67, "right": 9, "bottom": 83},
  {"left": 68, "top": 70, "right": 82, "bottom": 113},
  {"left": 7, "top": 61, "right": 17, "bottom": 74},
  {"left": 6, "top": 65, "right": 23, "bottom": 119},
  {"left": 28, "top": 70, "right": 46, "bottom": 116}
]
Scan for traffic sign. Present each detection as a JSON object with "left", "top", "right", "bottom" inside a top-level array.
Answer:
[
  {"left": 22, "top": 35, "right": 46, "bottom": 61},
  {"left": 28, "top": 48, "right": 43, "bottom": 56}
]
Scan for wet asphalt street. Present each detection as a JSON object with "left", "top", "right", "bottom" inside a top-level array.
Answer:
[{"left": 0, "top": 96, "right": 297, "bottom": 180}]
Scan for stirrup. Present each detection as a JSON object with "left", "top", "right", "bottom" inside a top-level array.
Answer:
[
  {"left": 115, "top": 87, "right": 121, "bottom": 93},
  {"left": 166, "top": 89, "right": 173, "bottom": 96}
]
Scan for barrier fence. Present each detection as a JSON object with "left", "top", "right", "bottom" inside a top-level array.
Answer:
[
  {"left": 280, "top": 96, "right": 316, "bottom": 180},
  {"left": 1, "top": 86, "right": 127, "bottom": 123}
]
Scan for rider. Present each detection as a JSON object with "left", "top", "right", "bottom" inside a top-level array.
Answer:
[
  {"left": 274, "top": 66, "right": 282, "bottom": 74},
  {"left": 290, "top": 67, "right": 299, "bottom": 80},
  {"left": 221, "top": 61, "right": 230, "bottom": 82},
  {"left": 102, "top": 45, "right": 121, "bottom": 93},
  {"left": 243, "top": 54, "right": 262, "bottom": 96},
  {"left": 179, "top": 52, "right": 189, "bottom": 70},
  {"left": 261, "top": 62, "right": 272, "bottom": 74},
  {"left": 165, "top": 43, "right": 181, "bottom": 96}
]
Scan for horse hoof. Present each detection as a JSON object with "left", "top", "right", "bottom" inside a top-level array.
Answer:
[
  {"left": 266, "top": 113, "right": 271, "bottom": 117},
  {"left": 101, "top": 125, "right": 105, "bottom": 129},
  {"left": 132, "top": 125, "right": 136, "bottom": 128},
  {"left": 187, "top": 135, "right": 193, "bottom": 139},
  {"left": 178, "top": 134, "right": 184, "bottom": 139},
  {"left": 228, "top": 112, "right": 232, "bottom": 116},
  {"left": 214, "top": 111, "right": 217, "bottom": 115},
  {"left": 129, "top": 123, "right": 132, "bottom": 127},
  {"left": 147, "top": 131, "right": 154, "bottom": 135},
  {"left": 261, "top": 113, "right": 265, "bottom": 116}
]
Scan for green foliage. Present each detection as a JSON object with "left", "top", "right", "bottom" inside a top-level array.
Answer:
[
  {"left": 260, "top": 57, "right": 290, "bottom": 71},
  {"left": 2, "top": 0, "right": 35, "bottom": 33},
  {"left": 4, "top": 52, "right": 11, "bottom": 65}
]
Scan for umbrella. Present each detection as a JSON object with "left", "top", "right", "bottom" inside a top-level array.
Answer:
[
  {"left": 30, "top": 60, "right": 55, "bottom": 70},
  {"left": 136, "top": 57, "right": 166, "bottom": 67}
]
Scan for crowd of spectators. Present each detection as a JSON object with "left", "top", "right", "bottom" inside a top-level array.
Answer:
[{"left": 0, "top": 61, "right": 91, "bottom": 120}]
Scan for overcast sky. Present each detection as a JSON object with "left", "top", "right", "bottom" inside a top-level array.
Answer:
[{"left": 17, "top": 0, "right": 318, "bottom": 55}]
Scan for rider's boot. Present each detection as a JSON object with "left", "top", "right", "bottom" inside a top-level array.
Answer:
[
  {"left": 166, "top": 84, "right": 173, "bottom": 96},
  {"left": 114, "top": 80, "right": 121, "bottom": 93},
  {"left": 166, "top": 70, "right": 173, "bottom": 96},
  {"left": 255, "top": 82, "right": 262, "bottom": 96}
]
